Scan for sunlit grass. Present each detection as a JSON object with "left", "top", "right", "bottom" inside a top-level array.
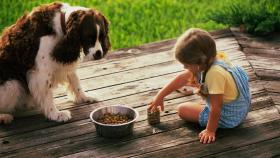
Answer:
[{"left": 0, "top": 0, "right": 228, "bottom": 49}]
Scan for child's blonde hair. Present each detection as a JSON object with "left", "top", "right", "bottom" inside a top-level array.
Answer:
[{"left": 174, "top": 28, "right": 217, "bottom": 70}]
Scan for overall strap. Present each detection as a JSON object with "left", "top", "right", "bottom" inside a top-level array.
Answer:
[
  {"left": 198, "top": 60, "right": 230, "bottom": 84},
  {"left": 213, "top": 60, "right": 251, "bottom": 105},
  {"left": 212, "top": 60, "right": 233, "bottom": 72}
]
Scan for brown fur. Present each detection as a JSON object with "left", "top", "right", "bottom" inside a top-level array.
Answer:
[
  {"left": 51, "top": 9, "right": 110, "bottom": 63},
  {"left": 0, "top": 3, "right": 62, "bottom": 87},
  {"left": 0, "top": 2, "right": 110, "bottom": 86}
]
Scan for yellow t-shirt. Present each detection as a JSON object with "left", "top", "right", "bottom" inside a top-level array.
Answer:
[{"left": 205, "top": 62, "right": 238, "bottom": 103}]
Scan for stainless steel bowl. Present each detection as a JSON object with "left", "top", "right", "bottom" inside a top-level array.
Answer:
[{"left": 90, "top": 105, "right": 139, "bottom": 138}]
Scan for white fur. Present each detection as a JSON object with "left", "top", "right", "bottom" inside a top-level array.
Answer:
[
  {"left": 0, "top": 4, "right": 101, "bottom": 124},
  {"left": 0, "top": 81, "right": 23, "bottom": 123},
  {"left": 61, "top": 3, "right": 103, "bottom": 62},
  {"left": 83, "top": 25, "right": 103, "bottom": 62},
  {"left": 61, "top": 3, "right": 89, "bottom": 22},
  {"left": 27, "top": 11, "right": 96, "bottom": 122}
]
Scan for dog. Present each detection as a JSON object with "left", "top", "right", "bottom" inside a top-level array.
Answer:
[{"left": 0, "top": 2, "right": 110, "bottom": 124}]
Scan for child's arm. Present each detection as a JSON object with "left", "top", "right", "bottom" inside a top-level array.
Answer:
[
  {"left": 199, "top": 94, "right": 223, "bottom": 144},
  {"left": 148, "top": 69, "right": 193, "bottom": 111}
]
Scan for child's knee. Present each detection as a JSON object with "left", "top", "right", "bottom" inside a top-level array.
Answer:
[
  {"left": 177, "top": 102, "right": 204, "bottom": 122},
  {"left": 177, "top": 103, "right": 186, "bottom": 114},
  {"left": 177, "top": 102, "right": 192, "bottom": 118}
]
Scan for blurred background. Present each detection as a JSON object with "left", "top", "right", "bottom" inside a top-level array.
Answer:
[{"left": 0, "top": 0, "right": 279, "bottom": 50}]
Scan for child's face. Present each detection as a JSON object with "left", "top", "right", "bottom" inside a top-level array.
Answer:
[{"left": 183, "top": 63, "right": 201, "bottom": 74}]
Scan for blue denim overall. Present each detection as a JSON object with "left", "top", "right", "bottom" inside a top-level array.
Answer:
[{"left": 199, "top": 60, "right": 251, "bottom": 128}]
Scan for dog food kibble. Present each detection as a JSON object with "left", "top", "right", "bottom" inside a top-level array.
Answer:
[
  {"left": 147, "top": 108, "right": 160, "bottom": 125},
  {"left": 97, "top": 113, "right": 132, "bottom": 124}
]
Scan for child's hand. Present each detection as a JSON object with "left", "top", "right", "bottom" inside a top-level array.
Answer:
[
  {"left": 198, "top": 129, "right": 216, "bottom": 144},
  {"left": 148, "top": 96, "right": 164, "bottom": 112}
]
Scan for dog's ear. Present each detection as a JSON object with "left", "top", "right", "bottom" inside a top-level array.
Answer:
[
  {"left": 98, "top": 12, "right": 111, "bottom": 55},
  {"left": 79, "top": 12, "right": 95, "bottom": 36},
  {"left": 51, "top": 11, "right": 84, "bottom": 64}
]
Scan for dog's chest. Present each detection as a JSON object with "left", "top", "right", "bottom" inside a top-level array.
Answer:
[{"left": 35, "top": 35, "right": 77, "bottom": 85}]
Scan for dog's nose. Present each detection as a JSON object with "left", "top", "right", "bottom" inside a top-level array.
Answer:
[{"left": 93, "top": 50, "right": 102, "bottom": 60}]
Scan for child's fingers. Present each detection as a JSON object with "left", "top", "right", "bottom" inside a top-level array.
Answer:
[
  {"left": 198, "top": 132, "right": 202, "bottom": 138},
  {"left": 207, "top": 136, "right": 213, "bottom": 144},
  {"left": 160, "top": 104, "right": 164, "bottom": 111},
  {"left": 203, "top": 136, "right": 208, "bottom": 144},
  {"left": 147, "top": 102, "right": 154, "bottom": 110},
  {"left": 200, "top": 135, "right": 205, "bottom": 143},
  {"left": 201, "top": 135, "right": 210, "bottom": 144},
  {"left": 212, "top": 136, "right": 216, "bottom": 142},
  {"left": 147, "top": 104, "right": 152, "bottom": 110}
]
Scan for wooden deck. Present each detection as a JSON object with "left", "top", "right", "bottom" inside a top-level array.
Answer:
[{"left": 0, "top": 28, "right": 280, "bottom": 158}]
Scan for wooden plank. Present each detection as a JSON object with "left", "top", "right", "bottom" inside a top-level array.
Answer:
[
  {"left": 209, "top": 29, "right": 234, "bottom": 39},
  {"left": 0, "top": 45, "right": 261, "bottom": 138},
  {"left": 54, "top": 49, "right": 257, "bottom": 97},
  {"left": 2, "top": 83, "right": 270, "bottom": 139},
  {"left": 205, "top": 136, "right": 280, "bottom": 158},
  {"left": 77, "top": 50, "right": 175, "bottom": 79},
  {"left": 0, "top": 89, "right": 195, "bottom": 138},
  {"left": 78, "top": 45, "right": 242, "bottom": 81},
  {"left": 268, "top": 92, "right": 280, "bottom": 114},
  {"left": 0, "top": 80, "right": 271, "bottom": 154},
  {"left": 247, "top": 56, "right": 280, "bottom": 71},
  {"left": 253, "top": 69, "right": 280, "bottom": 81},
  {"left": 97, "top": 29, "right": 234, "bottom": 61},
  {"left": 231, "top": 27, "right": 280, "bottom": 50},
  {"left": 0, "top": 68, "right": 265, "bottom": 138},
  {"left": 78, "top": 35, "right": 239, "bottom": 69},
  {"left": 1, "top": 84, "right": 271, "bottom": 150},
  {"left": 243, "top": 53, "right": 280, "bottom": 80},
  {"left": 0, "top": 96, "right": 195, "bottom": 154},
  {"left": 53, "top": 50, "right": 256, "bottom": 107},
  {"left": 129, "top": 119, "right": 280, "bottom": 158},
  {"left": 2, "top": 28, "right": 280, "bottom": 158},
  {"left": 243, "top": 47, "right": 280, "bottom": 58},
  {"left": 1, "top": 104, "right": 279, "bottom": 158},
  {"left": 53, "top": 69, "right": 261, "bottom": 109},
  {"left": 57, "top": 107, "right": 280, "bottom": 158},
  {"left": 76, "top": 40, "right": 241, "bottom": 82},
  {"left": 262, "top": 81, "right": 280, "bottom": 93},
  {"left": 54, "top": 60, "right": 183, "bottom": 97}
]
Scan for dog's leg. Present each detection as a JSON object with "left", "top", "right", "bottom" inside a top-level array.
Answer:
[
  {"left": 28, "top": 71, "right": 71, "bottom": 122},
  {"left": 67, "top": 72, "right": 97, "bottom": 104},
  {"left": 0, "top": 80, "right": 24, "bottom": 124}
]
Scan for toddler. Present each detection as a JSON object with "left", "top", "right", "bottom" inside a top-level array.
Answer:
[{"left": 148, "top": 28, "right": 251, "bottom": 144}]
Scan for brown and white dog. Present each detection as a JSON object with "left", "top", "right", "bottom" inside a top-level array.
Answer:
[{"left": 0, "top": 2, "right": 110, "bottom": 123}]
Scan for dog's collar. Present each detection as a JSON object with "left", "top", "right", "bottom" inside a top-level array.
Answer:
[{"left": 61, "top": 12, "right": 66, "bottom": 35}]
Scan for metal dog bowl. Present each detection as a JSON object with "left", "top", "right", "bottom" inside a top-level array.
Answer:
[{"left": 90, "top": 105, "right": 139, "bottom": 138}]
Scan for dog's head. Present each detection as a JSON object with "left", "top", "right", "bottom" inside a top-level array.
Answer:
[
  {"left": 63, "top": 7, "right": 111, "bottom": 62},
  {"left": 79, "top": 10, "right": 111, "bottom": 61}
]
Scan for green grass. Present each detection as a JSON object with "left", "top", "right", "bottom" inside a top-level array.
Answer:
[
  {"left": 0, "top": 0, "right": 229, "bottom": 49},
  {"left": 209, "top": 0, "right": 280, "bottom": 35}
]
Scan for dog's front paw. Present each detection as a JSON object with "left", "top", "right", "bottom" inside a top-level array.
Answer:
[
  {"left": 74, "top": 95, "right": 98, "bottom": 104},
  {"left": 47, "top": 110, "right": 71, "bottom": 122},
  {"left": 0, "top": 114, "right": 14, "bottom": 124}
]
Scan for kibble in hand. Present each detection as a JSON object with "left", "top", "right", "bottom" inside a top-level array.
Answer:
[{"left": 147, "top": 108, "right": 160, "bottom": 125}]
